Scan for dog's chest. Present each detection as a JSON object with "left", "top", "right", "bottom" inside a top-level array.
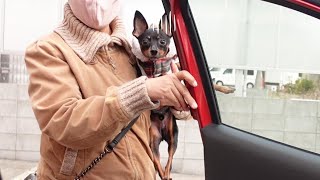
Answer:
[{"left": 137, "top": 57, "right": 173, "bottom": 78}]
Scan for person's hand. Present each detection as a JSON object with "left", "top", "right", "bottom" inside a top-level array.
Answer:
[{"left": 145, "top": 62, "right": 198, "bottom": 111}]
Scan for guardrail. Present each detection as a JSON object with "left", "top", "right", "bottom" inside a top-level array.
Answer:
[{"left": 0, "top": 53, "right": 28, "bottom": 84}]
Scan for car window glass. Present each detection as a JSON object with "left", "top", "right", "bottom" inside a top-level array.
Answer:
[
  {"left": 190, "top": 0, "right": 320, "bottom": 154},
  {"left": 223, "top": 69, "right": 232, "bottom": 74},
  {"left": 210, "top": 67, "right": 221, "bottom": 71}
]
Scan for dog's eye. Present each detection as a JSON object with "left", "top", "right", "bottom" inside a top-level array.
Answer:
[
  {"left": 142, "top": 39, "right": 149, "bottom": 45},
  {"left": 159, "top": 39, "right": 166, "bottom": 46}
]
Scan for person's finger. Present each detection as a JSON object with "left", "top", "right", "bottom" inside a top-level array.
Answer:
[
  {"left": 170, "top": 85, "right": 188, "bottom": 110},
  {"left": 174, "top": 70, "right": 197, "bottom": 87},
  {"left": 172, "top": 78, "right": 198, "bottom": 109},
  {"left": 170, "top": 91, "right": 183, "bottom": 110},
  {"left": 161, "top": 90, "right": 182, "bottom": 110},
  {"left": 171, "top": 61, "right": 179, "bottom": 73}
]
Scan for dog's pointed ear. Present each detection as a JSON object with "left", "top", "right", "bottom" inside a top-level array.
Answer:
[
  {"left": 133, "top": 11, "right": 148, "bottom": 38},
  {"left": 159, "top": 13, "right": 172, "bottom": 37}
]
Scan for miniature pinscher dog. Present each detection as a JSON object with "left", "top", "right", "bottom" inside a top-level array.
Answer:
[{"left": 133, "top": 11, "right": 178, "bottom": 180}]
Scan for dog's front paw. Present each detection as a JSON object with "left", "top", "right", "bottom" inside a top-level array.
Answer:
[
  {"left": 170, "top": 108, "right": 192, "bottom": 120},
  {"left": 162, "top": 177, "right": 172, "bottom": 180}
]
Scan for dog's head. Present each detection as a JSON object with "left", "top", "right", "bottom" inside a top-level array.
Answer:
[{"left": 132, "top": 11, "right": 172, "bottom": 60}]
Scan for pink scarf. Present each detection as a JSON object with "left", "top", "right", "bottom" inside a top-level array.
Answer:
[{"left": 55, "top": 3, "right": 134, "bottom": 64}]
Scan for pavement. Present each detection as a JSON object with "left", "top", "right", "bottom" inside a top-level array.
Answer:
[
  {"left": 0, "top": 159, "right": 37, "bottom": 180},
  {"left": 0, "top": 159, "right": 204, "bottom": 180}
]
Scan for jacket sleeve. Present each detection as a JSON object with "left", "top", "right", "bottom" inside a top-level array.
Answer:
[{"left": 25, "top": 40, "right": 158, "bottom": 150}]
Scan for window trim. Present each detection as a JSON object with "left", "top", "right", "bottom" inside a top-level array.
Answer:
[{"left": 263, "top": 0, "right": 320, "bottom": 19}]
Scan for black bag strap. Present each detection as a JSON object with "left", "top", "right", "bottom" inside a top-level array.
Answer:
[
  {"left": 107, "top": 116, "right": 139, "bottom": 151},
  {"left": 74, "top": 116, "right": 139, "bottom": 180}
]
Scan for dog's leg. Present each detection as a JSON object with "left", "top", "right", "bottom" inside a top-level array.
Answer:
[
  {"left": 164, "top": 116, "right": 178, "bottom": 180},
  {"left": 214, "top": 84, "right": 236, "bottom": 94},
  {"left": 150, "top": 124, "right": 165, "bottom": 179}
]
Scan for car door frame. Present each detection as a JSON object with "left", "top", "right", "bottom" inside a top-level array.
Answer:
[{"left": 164, "top": 0, "right": 320, "bottom": 179}]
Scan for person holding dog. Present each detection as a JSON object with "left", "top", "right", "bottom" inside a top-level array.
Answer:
[{"left": 24, "top": 0, "right": 197, "bottom": 179}]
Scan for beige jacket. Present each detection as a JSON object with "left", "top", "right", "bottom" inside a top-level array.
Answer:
[{"left": 25, "top": 4, "right": 158, "bottom": 180}]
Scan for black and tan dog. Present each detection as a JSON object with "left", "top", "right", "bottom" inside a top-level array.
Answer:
[{"left": 132, "top": 11, "right": 178, "bottom": 180}]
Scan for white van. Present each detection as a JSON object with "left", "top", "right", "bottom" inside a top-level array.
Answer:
[
  {"left": 209, "top": 67, "right": 222, "bottom": 79},
  {"left": 211, "top": 68, "right": 256, "bottom": 88}
]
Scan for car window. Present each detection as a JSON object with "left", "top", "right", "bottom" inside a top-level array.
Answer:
[
  {"left": 247, "top": 70, "right": 254, "bottom": 76},
  {"left": 190, "top": 0, "right": 320, "bottom": 154},
  {"left": 210, "top": 67, "right": 221, "bottom": 72},
  {"left": 223, "top": 69, "right": 232, "bottom": 74}
]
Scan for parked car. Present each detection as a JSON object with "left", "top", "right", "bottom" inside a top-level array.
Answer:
[
  {"left": 165, "top": 0, "right": 320, "bottom": 179},
  {"left": 208, "top": 67, "right": 221, "bottom": 83},
  {"left": 213, "top": 68, "right": 256, "bottom": 88}
]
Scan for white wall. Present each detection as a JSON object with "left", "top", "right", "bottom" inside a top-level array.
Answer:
[
  {"left": 0, "top": 0, "right": 166, "bottom": 53},
  {"left": 1, "top": 83, "right": 320, "bottom": 175},
  {"left": 121, "top": 0, "right": 166, "bottom": 32},
  {"left": 0, "top": 0, "right": 5, "bottom": 52},
  {"left": 3, "top": 0, "right": 62, "bottom": 52}
]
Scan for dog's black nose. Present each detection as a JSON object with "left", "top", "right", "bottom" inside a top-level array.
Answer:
[{"left": 150, "top": 50, "right": 158, "bottom": 56}]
